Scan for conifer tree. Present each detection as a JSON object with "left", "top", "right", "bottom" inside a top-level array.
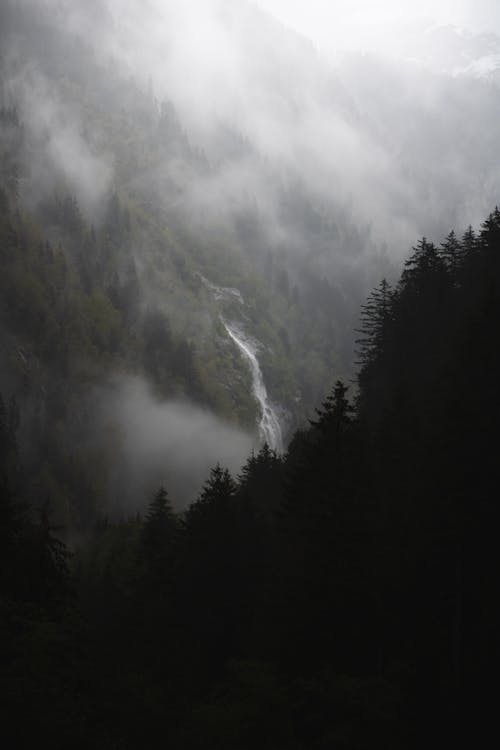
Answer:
[
  {"left": 479, "top": 207, "right": 500, "bottom": 264},
  {"left": 184, "top": 464, "right": 237, "bottom": 533},
  {"left": 311, "top": 379, "right": 354, "bottom": 438},
  {"left": 238, "top": 443, "right": 283, "bottom": 516},
  {"left": 461, "top": 225, "right": 478, "bottom": 259},
  {"left": 440, "top": 230, "right": 463, "bottom": 278},
  {"left": 141, "top": 486, "right": 177, "bottom": 578},
  {"left": 356, "top": 278, "right": 395, "bottom": 365},
  {"left": 401, "top": 237, "right": 448, "bottom": 293}
]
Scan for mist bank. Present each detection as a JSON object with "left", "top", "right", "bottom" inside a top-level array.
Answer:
[
  {"left": 92, "top": 376, "right": 253, "bottom": 512},
  {"left": 4, "top": 0, "right": 500, "bottom": 271},
  {"left": 91, "top": 0, "right": 500, "bottom": 255}
]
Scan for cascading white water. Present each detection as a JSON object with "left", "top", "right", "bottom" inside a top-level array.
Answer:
[
  {"left": 198, "top": 275, "right": 245, "bottom": 305},
  {"left": 199, "top": 275, "right": 284, "bottom": 452},
  {"left": 223, "top": 320, "right": 284, "bottom": 454}
]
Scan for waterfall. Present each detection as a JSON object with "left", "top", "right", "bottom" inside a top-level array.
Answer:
[
  {"left": 198, "top": 274, "right": 245, "bottom": 305},
  {"left": 199, "top": 274, "right": 284, "bottom": 453},
  {"left": 223, "top": 320, "right": 284, "bottom": 454}
]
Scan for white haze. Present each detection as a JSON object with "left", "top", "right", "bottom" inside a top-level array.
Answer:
[
  {"left": 8, "top": 69, "right": 112, "bottom": 218},
  {"left": 259, "top": 1, "right": 500, "bottom": 58},
  {"left": 96, "top": 0, "right": 500, "bottom": 251},
  {"left": 7, "top": 0, "right": 500, "bottom": 254},
  {"left": 96, "top": 377, "right": 253, "bottom": 511}
]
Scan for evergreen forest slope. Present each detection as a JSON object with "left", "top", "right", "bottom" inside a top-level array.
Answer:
[
  {"left": 0, "top": 0, "right": 375, "bottom": 519},
  {"left": 2, "top": 207, "right": 499, "bottom": 748}
]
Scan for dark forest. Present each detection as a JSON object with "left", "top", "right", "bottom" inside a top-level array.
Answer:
[{"left": 3, "top": 187, "right": 499, "bottom": 746}]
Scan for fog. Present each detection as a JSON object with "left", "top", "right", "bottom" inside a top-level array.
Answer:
[
  {"left": 84, "top": 0, "right": 500, "bottom": 250},
  {"left": 94, "top": 376, "right": 253, "bottom": 512},
  {"left": 4, "top": 0, "right": 500, "bottom": 256},
  {"left": 259, "top": 0, "right": 500, "bottom": 58},
  {"left": 9, "top": 69, "right": 112, "bottom": 218}
]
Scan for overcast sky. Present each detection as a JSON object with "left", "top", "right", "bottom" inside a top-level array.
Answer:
[{"left": 257, "top": 0, "right": 500, "bottom": 55}]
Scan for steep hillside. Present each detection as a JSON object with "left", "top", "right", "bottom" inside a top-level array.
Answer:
[
  {"left": 2, "top": 0, "right": 500, "bottom": 523},
  {"left": 0, "top": 0, "right": 365, "bottom": 520}
]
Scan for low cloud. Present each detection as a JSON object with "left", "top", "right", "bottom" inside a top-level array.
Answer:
[
  {"left": 4, "top": 65, "right": 112, "bottom": 219},
  {"left": 95, "top": 376, "right": 253, "bottom": 513}
]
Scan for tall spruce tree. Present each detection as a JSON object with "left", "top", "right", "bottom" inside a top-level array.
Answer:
[{"left": 140, "top": 485, "right": 177, "bottom": 580}]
